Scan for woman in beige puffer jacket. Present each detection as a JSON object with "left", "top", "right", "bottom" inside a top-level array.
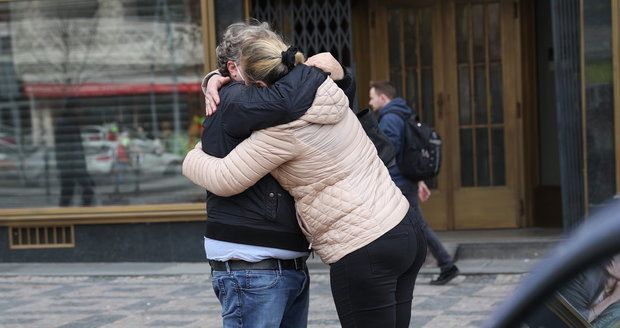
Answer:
[{"left": 183, "top": 37, "right": 427, "bottom": 328}]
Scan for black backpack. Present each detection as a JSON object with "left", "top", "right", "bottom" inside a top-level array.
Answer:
[
  {"left": 394, "top": 113, "right": 442, "bottom": 182},
  {"left": 356, "top": 108, "right": 396, "bottom": 166}
]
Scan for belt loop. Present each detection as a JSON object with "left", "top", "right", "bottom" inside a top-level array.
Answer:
[
  {"left": 277, "top": 259, "right": 282, "bottom": 273},
  {"left": 225, "top": 261, "right": 231, "bottom": 273}
]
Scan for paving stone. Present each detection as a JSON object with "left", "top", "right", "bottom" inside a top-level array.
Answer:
[
  {"left": 0, "top": 317, "right": 40, "bottom": 325},
  {"left": 0, "top": 272, "right": 522, "bottom": 327},
  {"left": 57, "top": 315, "right": 126, "bottom": 328},
  {"left": 121, "top": 299, "right": 170, "bottom": 311},
  {"left": 149, "top": 320, "right": 196, "bottom": 326},
  {"left": 0, "top": 300, "right": 30, "bottom": 313},
  {"left": 411, "top": 315, "right": 435, "bottom": 327}
]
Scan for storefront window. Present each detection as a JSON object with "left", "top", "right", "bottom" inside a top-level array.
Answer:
[
  {"left": 0, "top": 0, "right": 206, "bottom": 209},
  {"left": 583, "top": 0, "right": 616, "bottom": 208}
]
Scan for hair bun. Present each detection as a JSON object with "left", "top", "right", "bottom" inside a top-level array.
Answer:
[{"left": 281, "top": 46, "right": 300, "bottom": 70}]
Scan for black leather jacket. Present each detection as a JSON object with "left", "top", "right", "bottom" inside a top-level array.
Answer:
[{"left": 202, "top": 65, "right": 355, "bottom": 251}]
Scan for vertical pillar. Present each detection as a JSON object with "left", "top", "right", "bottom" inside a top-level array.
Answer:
[{"left": 550, "top": 0, "right": 584, "bottom": 229}]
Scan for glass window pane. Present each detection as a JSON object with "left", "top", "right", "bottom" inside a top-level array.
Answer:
[
  {"left": 460, "top": 128, "right": 474, "bottom": 187},
  {"left": 488, "top": 3, "right": 501, "bottom": 62},
  {"left": 456, "top": 4, "right": 469, "bottom": 64},
  {"left": 584, "top": 0, "right": 615, "bottom": 207},
  {"left": 458, "top": 66, "right": 472, "bottom": 125},
  {"left": 420, "top": 8, "right": 433, "bottom": 66},
  {"left": 476, "top": 128, "right": 490, "bottom": 186},
  {"left": 403, "top": 10, "right": 417, "bottom": 104},
  {"left": 490, "top": 64, "right": 503, "bottom": 123},
  {"left": 472, "top": 4, "right": 485, "bottom": 63},
  {"left": 404, "top": 10, "right": 417, "bottom": 71},
  {"left": 422, "top": 68, "right": 434, "bottom": 127},
  {"left": 492, "top": 127, "right": 506, "bottom": 186},
  {"left": 3, "top": 0, "right": 206, "bottom": 209},
  {"left": 406, "top": 67, "right": 418, "bottom": 112},
  {"left": 475, "top": 66, "right": 488, "bottom": 124},
  {"left": 388, "top": 10, "right": 403, "bottom": 95},
  {"left": 215, "top": 0, "right": 244, "bottom": 40}
]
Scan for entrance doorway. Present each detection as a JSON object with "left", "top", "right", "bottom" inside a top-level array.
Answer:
[{"left": 369, "top": 0, "right": 523, "bottom": 229}]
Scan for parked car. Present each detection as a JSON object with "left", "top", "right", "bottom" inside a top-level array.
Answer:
[
  {"left": 81, "top": 124, "right": 117, "bottom": 141},
  {"left": 21, "top": 139, "right": 182, "bottom": 187},
  {"left": 0, "top": 138, "right": 31, "bottom": 185},
  {"left": 0, "top": 149, "right": 19, "bottom": 182}
]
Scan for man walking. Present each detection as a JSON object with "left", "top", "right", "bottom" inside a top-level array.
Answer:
[{"left": 369, "top": 80, "right": 459, "bottom": 285}]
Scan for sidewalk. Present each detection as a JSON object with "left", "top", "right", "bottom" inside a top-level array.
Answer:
[
  {"left": 0, "top": 228, "right": 563, "bottom": 277},
  {"left": 0, "top": 258, "right": 542, "bottom": 276}
]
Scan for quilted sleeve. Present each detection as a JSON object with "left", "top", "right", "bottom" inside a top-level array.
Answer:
[{"left": 182, "top": 129, "right": 299, "bottom": 197}]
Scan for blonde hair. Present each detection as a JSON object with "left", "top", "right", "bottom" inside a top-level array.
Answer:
[{"left": 239, "top": 37, "right": 305, "bottom": 85}]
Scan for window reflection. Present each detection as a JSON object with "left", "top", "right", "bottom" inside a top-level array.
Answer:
[
  {"left": 522, "top": 253, "right": 620, "bottom": 327},
  {"left": 0, "top": 0, "right": 206, "bottom": 208},
  {"left": 583, "top": 0, "right": 616, "bottom": 208}
]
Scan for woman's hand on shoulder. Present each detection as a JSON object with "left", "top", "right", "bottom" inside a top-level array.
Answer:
[
  {"left": 305, "top": 52, "right": 344, "bottom": 80},
  {"left": 203, "top": 75, "right": 231, "bottom": 116}
]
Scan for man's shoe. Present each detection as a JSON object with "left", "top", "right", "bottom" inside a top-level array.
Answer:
[{"left": 430, "top": 265, "right": 459, "bottom": 285}]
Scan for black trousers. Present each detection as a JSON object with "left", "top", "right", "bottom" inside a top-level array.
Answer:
[
  {"left": 401, "top": 185, "right": 454, "bottom": 270},
  {"left": 329, "top": 208, "right": 427, "bottom": 327}
]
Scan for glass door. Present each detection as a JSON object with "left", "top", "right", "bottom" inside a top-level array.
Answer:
[
  {"left": 372, "top": 0, "right": 522, "bottom": 229},
  {"left": 385, "top": 2, "right": 449, "bottom": 229},
  {"left": 447, "top": 0, "right": 520, "bottom": 228}
]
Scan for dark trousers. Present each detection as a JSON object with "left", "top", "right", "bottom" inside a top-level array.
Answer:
[
  {"left": 402, "top": 185, "right": 454, "bottom": 270},
  {"left": 329, "top": 209, "right": 427, "bottom": 327},
  {"left": 59, "top": 170, "right": 94, "bottom": 207}
]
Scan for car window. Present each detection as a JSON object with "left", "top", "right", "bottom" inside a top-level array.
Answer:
[{"left": 520, "top": 253, "right": 620, "bottom": 328}]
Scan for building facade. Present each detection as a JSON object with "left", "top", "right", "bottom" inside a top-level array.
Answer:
[{"left": 0, "top": 0, "right": 618, "bottom": 261}]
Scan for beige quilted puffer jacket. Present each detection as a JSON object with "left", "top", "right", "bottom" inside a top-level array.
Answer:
[{"left": 183, "top": 78, "right": 409, "bottom": 264}]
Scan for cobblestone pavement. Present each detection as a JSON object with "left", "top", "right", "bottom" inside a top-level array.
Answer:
[{"left": 0, "top": 273, "right": 523, "bottom": 328}]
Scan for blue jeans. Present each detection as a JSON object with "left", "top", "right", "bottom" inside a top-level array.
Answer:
[{"left": 211, "top": 267, "right": 309, "bottom": 328}]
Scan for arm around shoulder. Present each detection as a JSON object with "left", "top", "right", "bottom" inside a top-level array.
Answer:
[
  {"left": 222, "top": 65, "right": 327, "bottom": 137},
  {"left": 182, "top": 130, "right": 299, "bottom": 196}
]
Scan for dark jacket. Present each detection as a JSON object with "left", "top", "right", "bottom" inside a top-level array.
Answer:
[
  {"left": 202, "top": 65, "right": 350, "bottom": 252},
  {"left": 378, "top": 97, "right": 416, "bottom": 193}
]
